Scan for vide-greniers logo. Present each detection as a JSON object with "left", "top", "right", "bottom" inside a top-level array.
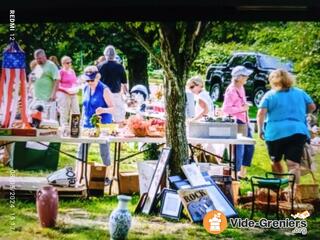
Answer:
[
  {"left": 203, "top": 210, "right": 228, "bottom": 234},
  {"left": 203, "top": 211, "right": 309, "bottom": 235}
]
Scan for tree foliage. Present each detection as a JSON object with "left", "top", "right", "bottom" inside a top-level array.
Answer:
[
  {"left": 124, "top": 21, "right": 212, "bottom": 175},
  {"left": 193, "top": 21, "right": 320, "bottom": 104},
  {"left": 0, "top": 22, "right": 149, "bottom": 88}
]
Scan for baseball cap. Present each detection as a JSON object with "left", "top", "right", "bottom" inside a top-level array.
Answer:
[
  {"left": 231, "top": 65, "right": 253, "bottom": 77},
  {"left": 82, "top": 71, "right": 98, "bottom": 81},
  {"left": 81, "top": 65, "right": 99, "bottom": 81}
]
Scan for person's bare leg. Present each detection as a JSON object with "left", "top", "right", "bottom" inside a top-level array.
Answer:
[
  {"left": 287, "top": 160, "right": 300, "bottom": 184},
  {"left": 286, "top": 160, "right": 300, "bottom": 201},
  {"left": 271, "top": 161, "right": 284, "bottom": 174},
  {"left": 239, "top": 166, "right": 247, "bottom": 178}
]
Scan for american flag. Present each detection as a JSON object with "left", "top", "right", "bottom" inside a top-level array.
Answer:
[{"left": 0, "top": 41, "right": 29, "bottom": 128}]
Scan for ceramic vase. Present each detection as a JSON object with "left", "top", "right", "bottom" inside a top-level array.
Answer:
[
  {"left": 109, "top": 195, "right": 132, "bottom": 240},
  {"left": 36, "top": 185, "right": 59, "bottom": 228}
]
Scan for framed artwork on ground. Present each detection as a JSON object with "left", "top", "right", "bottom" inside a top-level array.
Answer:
[
  {"left": 134, "top": 192, "right": 148, "bottom": 214},
  {"left": 142, "top": 147, "right": 171, "bottom": 214},
  {"left": 160, "top": 188, "right": 183, "bottom": 220},
  {"left": 203, "top": 183, "right": 238, "bottom": 218},
  {"left": 168, "top": 172, "right": 214, "bottom": 190},
  {"left": 178, "top": 182, "right": 237, "bottom": 222}
]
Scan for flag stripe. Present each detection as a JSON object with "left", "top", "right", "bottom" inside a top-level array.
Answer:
[
  {"left": 20, "top": 69, "right": 30, "bottom": 127},
  {"left": 3, "top": 69, "right": 16, "bottom": 127},
  {"left": 9, "top": 69, "right": 21, "bottom": 127},
  {"left": 0, "top": 69, "right": 5, "bottom": 111}
]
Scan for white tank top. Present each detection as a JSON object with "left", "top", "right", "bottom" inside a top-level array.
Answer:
[{"left": 195, "top": 90, "right": 214, "bottom": 117}]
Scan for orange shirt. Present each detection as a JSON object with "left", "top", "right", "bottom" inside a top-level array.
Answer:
[{"left": 31, "top": 111, "right": 42, "bottom": 121}]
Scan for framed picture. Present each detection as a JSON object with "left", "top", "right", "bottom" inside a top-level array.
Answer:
[
  {"left": 203, "top": 182, "right": 238, "bottom": 218},
  {"left": 178, "top": 182, "right": 237, "bottom": 222},
  {"left": 169, "top": 172, "right": 214, "bottom": 190},
  {"left": 160, "top": 189, "right": 183, "bottom": 220},
  {"left": 181, "top": 163, "right": 208, "bottom": 187},
  {"left": 142, "top": 147, "right": 171, "bottom": 214},
  {"left": 134, "top": 192, "right": 148, "bottom": 214}
]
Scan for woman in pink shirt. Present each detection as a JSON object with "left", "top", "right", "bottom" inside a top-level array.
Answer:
[
  {"left": 56, "top": 56, "right": 80, "bottom": 126},
  {"left": 222, "top": 65, "right": 255, "bottom": 180}
]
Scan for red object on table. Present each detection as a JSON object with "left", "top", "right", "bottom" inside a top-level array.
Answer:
[{"left": 11, "top": 128, "right": 37, "bottom": 136}]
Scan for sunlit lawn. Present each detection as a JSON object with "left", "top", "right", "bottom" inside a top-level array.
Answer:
[{"left": 0, "top": 134, "right": 319, "bottom": 239}]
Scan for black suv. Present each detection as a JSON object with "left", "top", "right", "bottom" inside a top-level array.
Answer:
[{"left": 205, "top": 52, "right": 293, "bottom": 106}]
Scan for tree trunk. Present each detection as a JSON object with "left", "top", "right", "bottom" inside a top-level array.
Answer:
[
  {"left": 122, "top": 21, "right": 211, "bottom": 176},
  {"left": 126, "top": 51, "right": 149, "bottom": 92},
  {"left": 164, "top": 73, "right": 189, "bottom": 176}
]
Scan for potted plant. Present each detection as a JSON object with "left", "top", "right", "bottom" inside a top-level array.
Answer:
[{"left": 90, "top": 114, "right": 102, "bottom": 137}]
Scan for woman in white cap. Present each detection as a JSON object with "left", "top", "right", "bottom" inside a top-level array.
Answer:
[
  {"left": 77, "top": 65, "right": 114, "bottom": 184},
  {"left": 222, "top": 65, "right": 255, "bottom": 180}
]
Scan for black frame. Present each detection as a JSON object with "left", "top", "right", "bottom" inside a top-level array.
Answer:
[
  {"left": 142, "top": 147, "right": 171, "bottom": 214},
  {"left": 159, "top": 188, "right": 183, "bottom": 220},
  {"left": 134, "top": 192, "right": 148, "bottom": 214}
]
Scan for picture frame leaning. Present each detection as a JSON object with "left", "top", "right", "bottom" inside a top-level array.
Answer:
[
  {"left": 142, "top": 147, "right": 171, "bottom": 214},
  {"left": 160, "top": 188, "right": 183, "bottom": 220}
]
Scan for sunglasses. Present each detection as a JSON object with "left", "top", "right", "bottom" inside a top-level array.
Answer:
[
  {"left": 190, "top": 84, "right": 198, "bottom": 89},
  {"left": 86, "top": 79, "right": 95, "bottom": 83}
]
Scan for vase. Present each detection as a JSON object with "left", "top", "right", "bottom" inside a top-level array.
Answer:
[
  {"left": 109, "top": 195, "right": 132, "bottom": 240},
  {"left": 36, "top": 185, "right": 59, "bottom": 228}
]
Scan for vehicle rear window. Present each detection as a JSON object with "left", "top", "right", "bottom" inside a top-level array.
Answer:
[{"left": 259, "top": 55, "right": 292, "bottom": 71}]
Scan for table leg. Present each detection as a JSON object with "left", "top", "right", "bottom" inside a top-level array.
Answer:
[
  {"left": 232, "top": 144, "right": 238, "bottom": 180},
  {"left": 83, "top": 143, "right": 90, "bottom": 198},
  {"left": 109, "top": 142, "right": 118, "bottom": 195},
  {"left": 228, "top": 144, "right": 232, "bottom": 175},
  {"left": 229, "top": 144, "right": 237, "bottom": 180},
  {"left": 79, "top": 145, "right": 84, "bottom": 184},
  {"left": 117, "top": 143, "right": 121, "bottom": 194}
]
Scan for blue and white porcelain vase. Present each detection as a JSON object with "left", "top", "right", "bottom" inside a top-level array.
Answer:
[{"left": 109, "top": 195, "right": 132, "bottom": 240}]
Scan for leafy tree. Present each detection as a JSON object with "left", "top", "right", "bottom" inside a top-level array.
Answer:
[
  {"left": 0, "top": 22, "right": 150, "bottom": 89},
  {"left": 124, "top": 22, "right": 212, "bottom": 175}
]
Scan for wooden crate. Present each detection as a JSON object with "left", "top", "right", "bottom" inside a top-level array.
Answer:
[
  {"left": 0, "top": 176, "right": 86, "bottom": 199},
  {"left": 296, "top": 184, "right": 320, "bottom": 202},
  {"left": 119, "top": 172, "right": 139, "bottom": 195},
  {"left": 242, "top": 201, "right": 314, "bottom": 216},
  {"left": 231, "top": 181, "right": 240, "bottom": 206}
]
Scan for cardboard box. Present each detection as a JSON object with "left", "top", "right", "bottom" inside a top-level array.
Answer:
[
  {"left": 76, "top": 162, "right": 106, "bottom": 191},
  {"left": 119, "top": 171, "right": 139, "bottom": 195}
]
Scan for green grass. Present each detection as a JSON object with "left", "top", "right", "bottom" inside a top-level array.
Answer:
[{"left": 0, "top": 135, "right": 319, "bottom": 239}]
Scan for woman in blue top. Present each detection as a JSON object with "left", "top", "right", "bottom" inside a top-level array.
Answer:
[
  {"left": 257, "top": 69, "right": 316, "bottom": 184},
  {"left": 78, "top": 66, "right": 114, "bottom": 184}
]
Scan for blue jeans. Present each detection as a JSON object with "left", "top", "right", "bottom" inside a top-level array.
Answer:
[
  {"left": 235, "top": 122, "right": 254, "bottom": 172},
  {"left": 77, "top": 142, "right": 111, "bottom": 166}
]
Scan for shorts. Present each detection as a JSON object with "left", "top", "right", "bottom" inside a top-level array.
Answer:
[{"left": 266, "top": 134, "right": 307, "bottom": 164}]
